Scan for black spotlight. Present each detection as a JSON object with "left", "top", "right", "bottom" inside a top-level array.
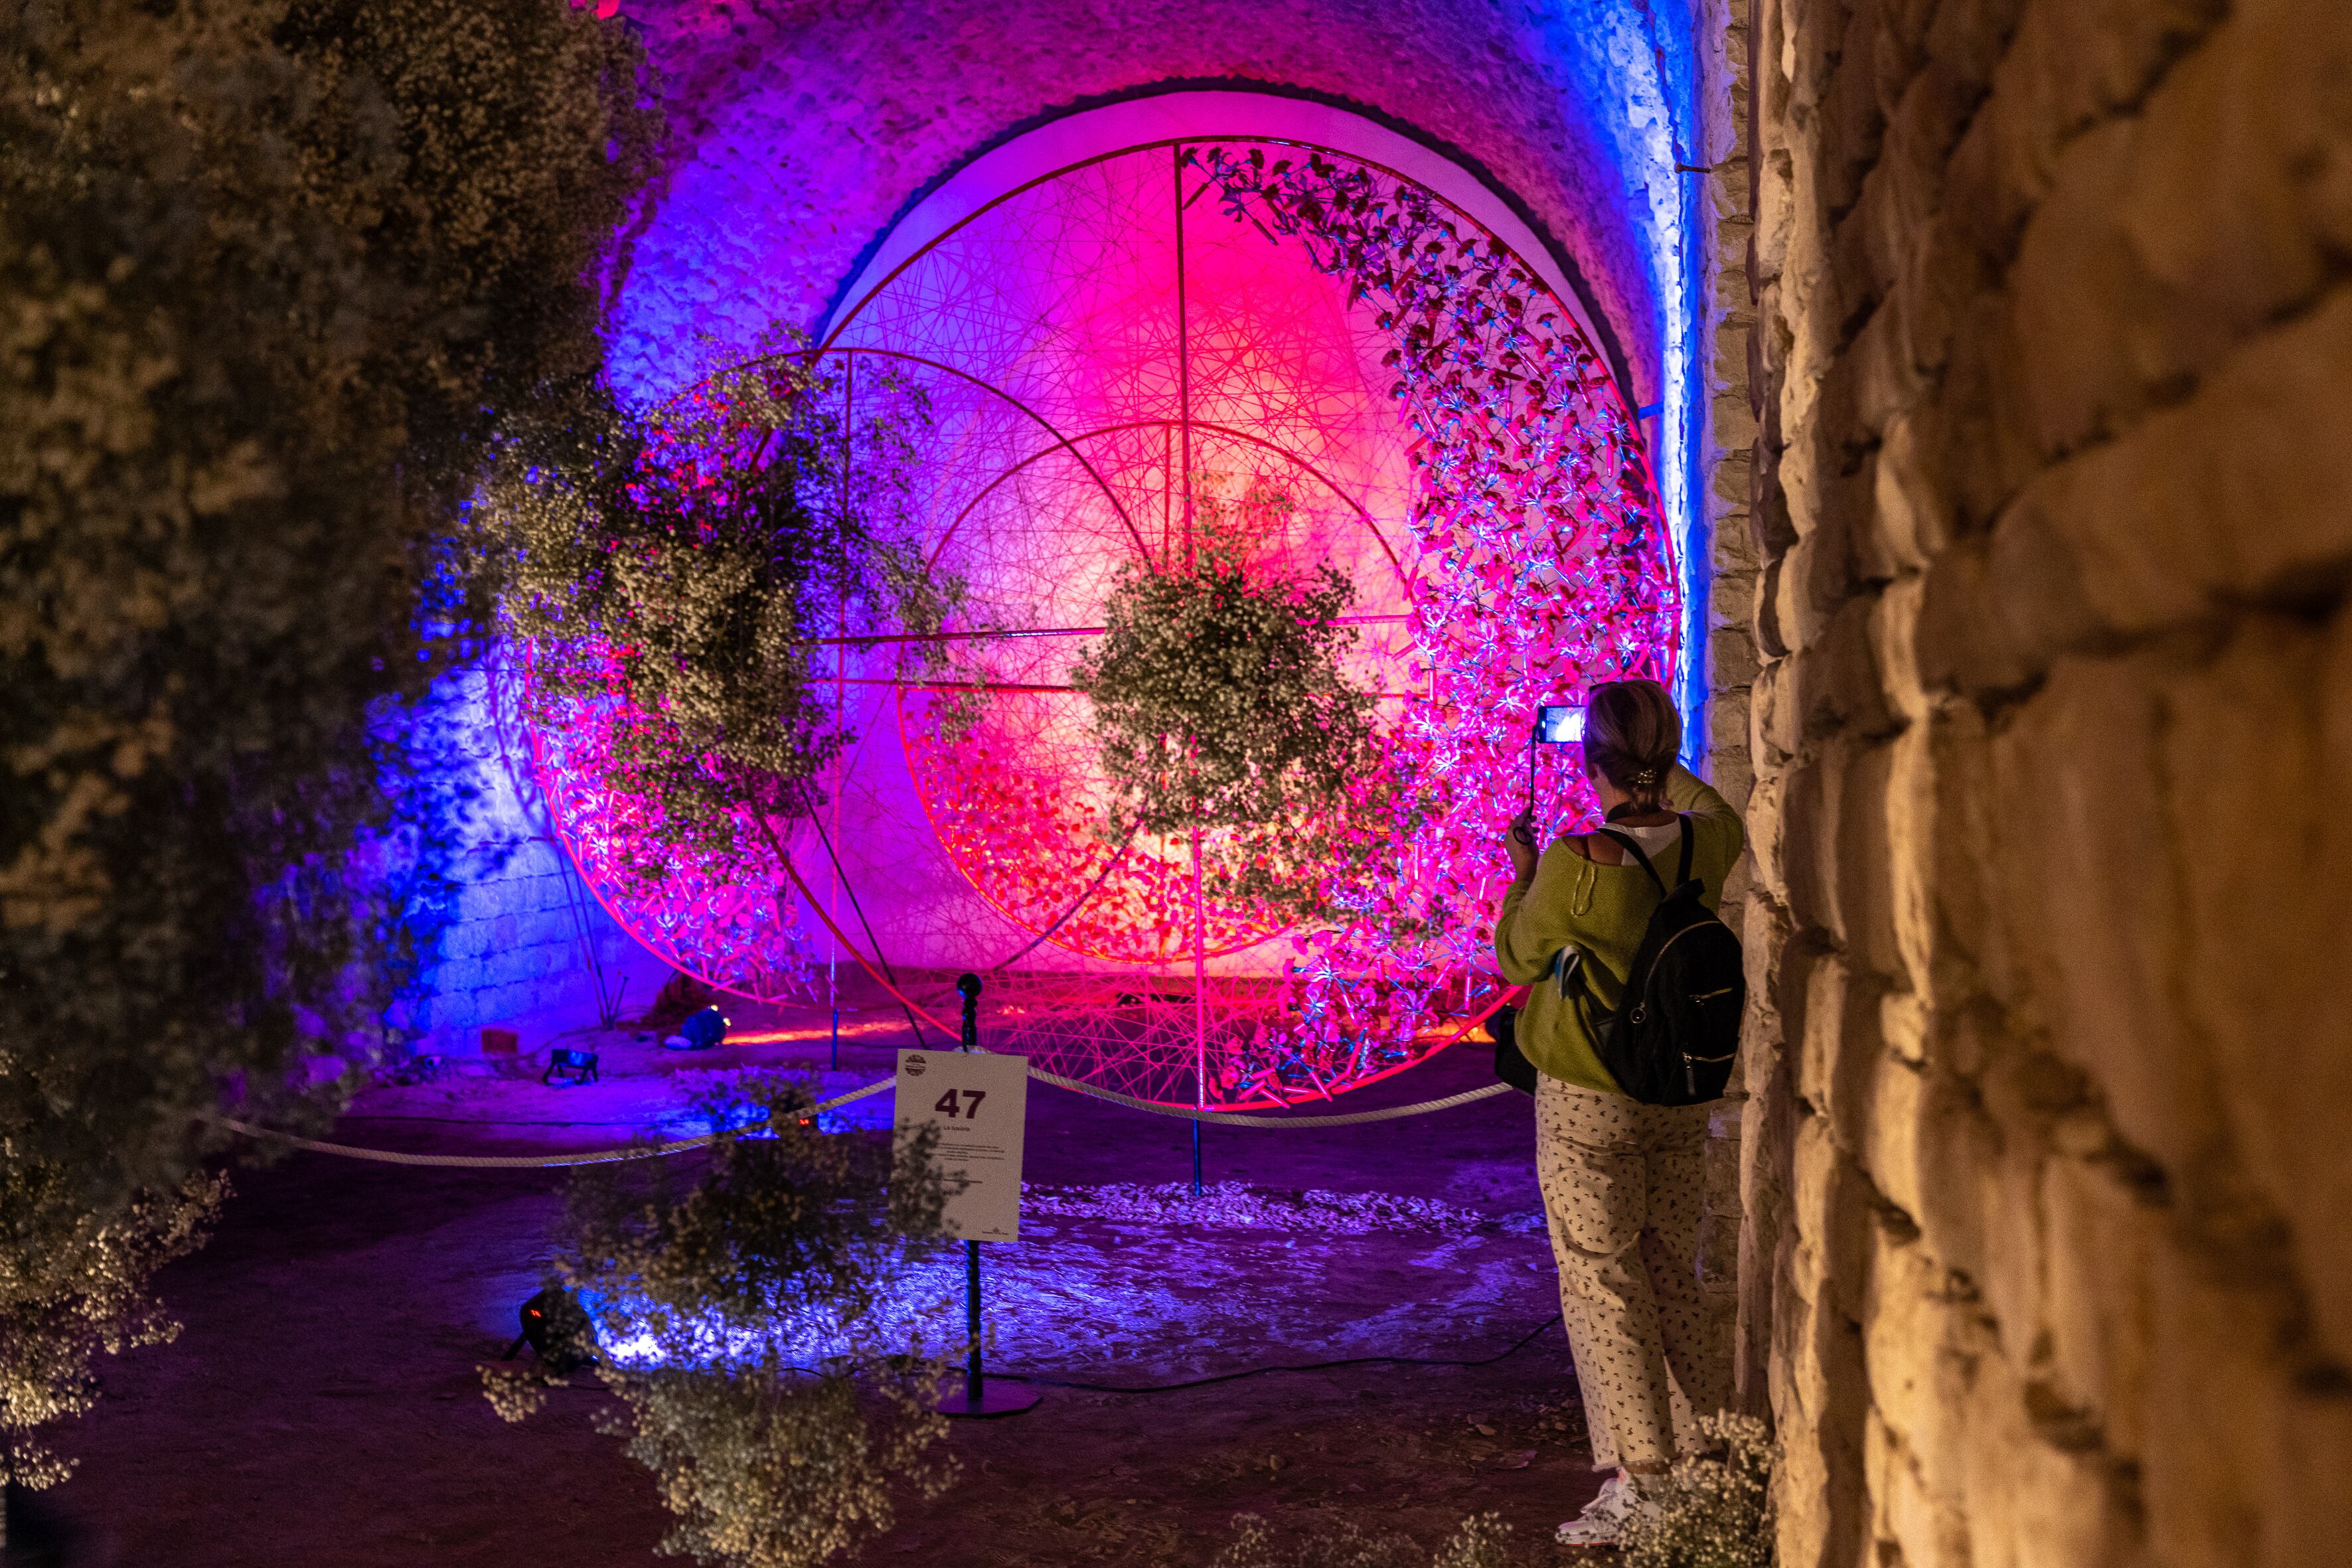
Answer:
[
  {"left": 542, "top": 1046, "right": 599, "bottom": 1085},
  {"left": 504, "top": 1287, "right": 595, "bottom": 1373}
]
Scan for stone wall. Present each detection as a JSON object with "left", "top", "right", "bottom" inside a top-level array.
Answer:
[
  {"left": 1739, "top": 1, "right": 2352, "bottom": 1564},
  {"left": 1691, "top": 0, "right": 1767, "bottom": 1417},
  {"left": 384, "top": 663, "right": 670, "bottom": 1061}
]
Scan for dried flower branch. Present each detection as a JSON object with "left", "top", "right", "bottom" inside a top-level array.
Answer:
[
  {"left": 1202, "top": 1510, "right": 1532, "bottom": 1568},
  {"left": 486, "top": 1073, "right": 960, "bottom": 1568},
  {"left": 473, "top": 348, "right": 954, "bottom": 886},
  {"left": 1620, "top": 1413, "right": 1778, "bottom": 1568}
]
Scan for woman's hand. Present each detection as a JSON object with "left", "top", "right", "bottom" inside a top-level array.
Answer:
[{"left": 1506, "top": 810, "right": 1539, "bottom": 880}]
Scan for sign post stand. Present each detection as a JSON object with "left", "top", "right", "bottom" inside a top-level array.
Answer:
[{"left": 896, "top": 973, "right": 1038, "bottom": 1419}]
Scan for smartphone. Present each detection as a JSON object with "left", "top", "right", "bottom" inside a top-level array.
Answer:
[
  {"left": 1533, "top": 704, "right": 1585, "bottom": 744},
  {"left": 1526, "top": 703, "right": 1587, "bottom": 817}
]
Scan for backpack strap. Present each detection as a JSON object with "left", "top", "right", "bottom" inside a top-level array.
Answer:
[
  {"left": 1595, "top": 814, "right": 1697, "bottom": 898},
  {"left": 1595, "top": 828, "right": 1669, "bottom": 898}
]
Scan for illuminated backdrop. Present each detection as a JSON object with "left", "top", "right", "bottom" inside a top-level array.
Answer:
[{"left": 522, "top": 98, "right": 1680, "bottom": 1109}]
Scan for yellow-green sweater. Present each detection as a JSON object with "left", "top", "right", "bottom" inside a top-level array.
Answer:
[{"left": 1494, "top": 765, "right": 1747, "bottom": 1095}]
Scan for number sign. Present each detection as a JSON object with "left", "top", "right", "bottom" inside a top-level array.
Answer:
[{"left": 894, "top": 1049, "right": 1028, "bottom": 1241}]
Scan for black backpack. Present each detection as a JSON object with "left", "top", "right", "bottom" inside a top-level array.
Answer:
[{"left": 1561, "top": 817, "right": 1745, "bottom": 1105}]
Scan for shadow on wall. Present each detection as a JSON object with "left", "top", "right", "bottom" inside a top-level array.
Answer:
[{"left": 378, "top": 655, "right": 674, "bottom": 1065}]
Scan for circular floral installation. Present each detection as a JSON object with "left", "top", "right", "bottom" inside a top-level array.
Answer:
[{"left": 522, "top": 140, "right": 1677, "bottom": 1108}]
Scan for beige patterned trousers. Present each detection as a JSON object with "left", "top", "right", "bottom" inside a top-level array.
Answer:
[{"left": 1535, "top": 1075, "right": 1725, "bottom": 1471}]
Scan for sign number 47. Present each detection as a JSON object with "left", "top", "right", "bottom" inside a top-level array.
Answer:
[{"left": 934, "top": 1089, "right": 986, "bottom": 1120}]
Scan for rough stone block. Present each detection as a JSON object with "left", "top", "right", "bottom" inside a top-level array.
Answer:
[
  {"left": 1708, "top": 568, "right": 1763, "bottom": 646},
  {"left": 2011, "top": 119, "right": 2226, "bottom": 460},
  {"left": 1745, "top": 769, "right": 1792, "bottom": 918},
  {"left": 1922, "top": 0, "right": 2025, "bottom": 90},
  {"left": 1796, "top": 949, "right": 1851, "bottom": 1124},
  {"left": 1793, "top": 1107, "right": 1878, "bottom": 1328},
  {"left": 2161, "top": 613, "right": 2352, "bottom": 1362},
  {"left": 2263, "top": 1379, "right": 2352, "bottom": 1568},
  {"left": 1709, "top": 621, "right": 1763, "bottom": 692},
  {"left": 1784, "top": 593, "right": 1898, "bottom": 749},
  {"left": 1914, "top": 509, "right": 2100, "bottom": 700},
  {"left": 2022, "top": 285, "right": 2352, "bottom": 643},
  {"left": 1906, "top": 1056, "right": 2002, "bottom": 1291},
  {"left": 2112, "top": 0, "right": 2345, "bottom": 340},
  {"left": 2003, "top": 0, "right": 2225, "bottom": 168},
  {"left": 1751, "top": 652, "right": 1800, "bottom": 766},
  {"left": 1862, "top": 1042, "right": 1926, "bottom": 1222},
  {"left": 1883, "top": 706, "right": 2002, "bottom": 1008},
  {"left": 2141, "top": 1259, "right": 2305, "bottom": 1568},
  {"left": 1832, "top": 736, "right": 1903, "bottom": 978},
  {"left": 1774, "top": 469, "right": 1864, "bottom": 654},
  {"left": 1861, "top": 1227, "right": 1971, "bottom": 1511},
  {"left": 1847, "top": 56, "right": 1975, "bottom": 304},
  {"left": 1776, "top": 1227, "right": 1873, "bottom": 1568},
  {"left": 1938, "top": 58, "right": 2051, "bottom": 272},
  {"left": 1777, "top": 746, "right": 1838, "bottom": 932},
  {"left": 1810, "top": 3, "right": 1895, "bottom": 220},
  {"left": 1740, "top": 886, "right": 1794, "bottom": 1052},
  {"left": 2038, "top": 1149, "right": 2157, "bottom": 1460},
  {"left": 427, "top": 956, "right": 486, "bottom": 997},
  {"left": 1867, "top": 409, "right": 1958, "bottom": 576},
  {"left": 1985, "top": 650, "right": 2229, "bottom": 1178}
]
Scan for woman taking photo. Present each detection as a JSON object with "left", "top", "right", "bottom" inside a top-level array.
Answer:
[{"left": 1495, "top": 678, "right": 1745, "bottom": 1546}]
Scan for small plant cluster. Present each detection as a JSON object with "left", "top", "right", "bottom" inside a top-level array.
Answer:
[
  {"left": 1620, "top": 1413, "right": 1778, "bottom": 1568},
  {"left": 475, "top": 346, "right": 953, "bottom": 884},
  {"left": 483, "top": 1072, "right": 958, "bottom": 1568},
  {"left": 1204, "top": 1511, "right": 1530, "bottom": 1568},
  {"left": 0, "top": 1169, "right": 226, "bottom": 1487},
  {"left": 1070, "top": 477, "right": 1379, "bottom": 925}
]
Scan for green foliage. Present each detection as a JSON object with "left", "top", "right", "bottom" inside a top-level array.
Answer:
[
  {"left": 473, "top": 350, "right": 953, "bottom": 880},
  {"left": 1620, "top": 1414, "right": 1778, "bottom": 1568},
  {"left": 1071, "top": 479, "right": 1377, "bottom": 922},
  {"left": 485, "top": 1073, "right": 959, "bottom": 1568},
  {"left": 0, "top": 0, "right": 657, "bottom": 1484},
  {"left": 1204, "top": 1512, "right": 1529, "bottom": 1568}
]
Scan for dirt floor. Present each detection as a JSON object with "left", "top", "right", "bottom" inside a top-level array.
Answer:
[{"left": 46, "top": 1008, "right": 1612, "bottom": 1567}]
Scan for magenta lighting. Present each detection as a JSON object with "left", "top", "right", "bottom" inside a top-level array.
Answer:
[{"left": 522, "top": 103, "right": 1676, "bottom": 1111}]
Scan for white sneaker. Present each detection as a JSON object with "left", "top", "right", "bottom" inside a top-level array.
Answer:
[{"left": 1555, "top": 1471, "right": 1658, "bottom": 1547}]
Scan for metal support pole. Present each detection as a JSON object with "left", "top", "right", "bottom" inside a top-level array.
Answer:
[
  {"left": 830, "top": 1006, "right": 839, "bottom": 1071},
  {"left": 1192, "top": 1117, "right": 1202, "bottom": 1197},
  {"left": 960, "top": 974, "right": 984, "bottom": 1403},
  {"left": 965, "top": 1239, "right": 982, "bottom": 1405}
]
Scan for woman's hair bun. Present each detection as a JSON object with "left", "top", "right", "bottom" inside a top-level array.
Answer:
[{"left": 1584, "top": 678, "right": 1679, "bottom": 799}]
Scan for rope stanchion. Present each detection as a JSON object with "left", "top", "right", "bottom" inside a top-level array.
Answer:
[
  {"left": 212, "top": 1061, "right": 1518, "bottom": 1168},
  {"left": 212, "top": 1078, "right": 896, "bottom": 1170}
]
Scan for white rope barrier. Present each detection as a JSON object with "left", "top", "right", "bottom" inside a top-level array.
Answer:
[
  {"left": 1023, "top": 1067, "right": 1517, "bottom": 1127},
  {"left": 213, "top": 1063, "right": 1518, "bottom": 1168},
  {"left": 212, "top": 1078, "right": 896, "bottom": 1170}
]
